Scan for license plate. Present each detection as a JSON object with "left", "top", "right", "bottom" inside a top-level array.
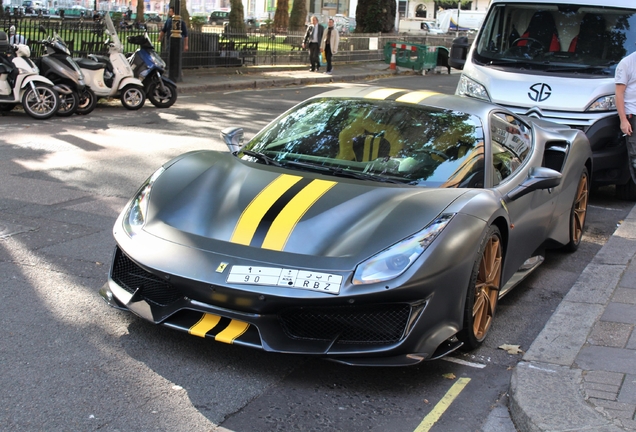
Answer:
[{"left": 227, "top": 266, "right": 342, "bottom": 294}]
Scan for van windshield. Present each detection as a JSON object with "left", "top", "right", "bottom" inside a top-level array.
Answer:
[{"left": 474, "top": 3, "right": 636, "bottom": 75}]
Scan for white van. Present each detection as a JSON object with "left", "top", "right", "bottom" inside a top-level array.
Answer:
[{"left": 451, "top": 0, "right": 636, "bottom": 198}]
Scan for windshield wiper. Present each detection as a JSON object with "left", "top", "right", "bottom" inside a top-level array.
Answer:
[
  {"left": 241, "top": 150, "right": 281, "bottom": 166},
  {"left": 282, "top": 160, "right": 404, "bottom": 184}
]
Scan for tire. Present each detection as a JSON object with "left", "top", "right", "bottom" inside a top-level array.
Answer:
[
  {"left": 120, "top": 85, "right": 145, "bottom": 110},
  {"left": 458, "top": 225, "right": 503, "bottom": 351},
  {"left": 616, "top": 176, "right": 636, "bottom": 201},
  {"left": 147, "top": 80, "right": 177, "bottom": 108},
  {"left": 563, "top": 167, "right": 589, "bottom": 252},
  {"left": 56, "top": 91, "right": 79, "bottom": 117},
  {"left": 21, "top": 83, "right": 59, "bottom": 120},
  {"left": 76, "top": 87, "right": 97, "bottom": 115}
]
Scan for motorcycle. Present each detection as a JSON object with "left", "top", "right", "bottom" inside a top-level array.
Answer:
[
  {"left": 74, "top": 13, "right": 145, "bottom": 110},
  {"left": 127, "top": 30, "right": 177, "bottom": 108},
  {"left": 37, "top": 27, "right": 95, "bottom": 116},
  {"left": 0, "top": 31, "right": 60, "bottom": 119}
]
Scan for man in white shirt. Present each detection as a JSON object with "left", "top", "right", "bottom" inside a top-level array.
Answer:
[
  {"left": 302, "top": 16, "right": 324, "bottom": 72},
  {"left": 616, "top": 51, "right": 636, "bottom": 178},
  {"left": 9, "top": 26, "right": 27, "bottom": 45}
]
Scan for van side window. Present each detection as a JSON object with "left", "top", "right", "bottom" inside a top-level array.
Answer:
[{"left": 490, "top": 113, "right": 531, "bottom": 186}]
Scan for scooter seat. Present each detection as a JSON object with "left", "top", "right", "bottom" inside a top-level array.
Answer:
[{"left": 75, "top": 57, "right": 105, "bottom": 70}]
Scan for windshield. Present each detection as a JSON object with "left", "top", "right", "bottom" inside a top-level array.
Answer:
[
  {"left": 244, "top": 98, "right": 486, "bottom": 188},
  {"left": 474, "top": 3, "right": 636, "bottom": 74}
]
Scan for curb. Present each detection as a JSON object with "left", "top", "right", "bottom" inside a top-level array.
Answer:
[{"left": 509, "top": 204, "right": 636, "bottom": 432}]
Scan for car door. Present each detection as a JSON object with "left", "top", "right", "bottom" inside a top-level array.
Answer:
[{"left": 488, "top": 112, "right": 558, "bottom": 281}]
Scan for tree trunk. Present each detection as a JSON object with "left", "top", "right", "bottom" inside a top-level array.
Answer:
[
  {"left": 273, "top": 0, "right": 289, "bottom": 32},
  {"left": 288, "top": 0, "right": 307, "bottom": 32}
]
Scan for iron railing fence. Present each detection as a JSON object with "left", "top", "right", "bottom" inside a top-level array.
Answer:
[{"left": 2, "top": 17, "right": 471, "bottom": 69}]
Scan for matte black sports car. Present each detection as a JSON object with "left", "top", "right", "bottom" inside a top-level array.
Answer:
[{"left": 100, "top": 87, "right": 592, "bottom": 366}]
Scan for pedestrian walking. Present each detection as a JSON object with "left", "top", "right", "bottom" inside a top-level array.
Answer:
[
  {"left": 616, "top": 51, "right": 636, "bottom": 179},
  {"left": 159, "top": 6, "right": 189, "bottom": 52},
  {"left": 320, "top": 18, "right": 339, "bottom": 74},
  {"left": 302, "top": 16, "right": 324, "bottom": 72}
]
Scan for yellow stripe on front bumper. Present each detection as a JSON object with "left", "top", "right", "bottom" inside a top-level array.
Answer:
[
  {"left": 215, "top": 320, "right": 250, "bottom": 344},
  {"left": 365, "top": 88, "right": 403, "bottom": 100},
  {"left": 230, "top": 174, "right": 302, "bottom": 245},
  {"left": 189, "top": 313, "right": 221, "bottom": 338},
  {"left": 262, "top": 179, "right": 336, "bottom": 250},
  {"left": 395, "top": 90, "right": 440, "bottom": 104}
]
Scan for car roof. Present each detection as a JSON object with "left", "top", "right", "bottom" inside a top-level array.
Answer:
[{"left": 311, "top": 86, "right": 500, "bottom": 119}]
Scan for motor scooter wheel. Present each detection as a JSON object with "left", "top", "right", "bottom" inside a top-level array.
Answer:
[
  {"left": 22, "top": 83, "right": 59, "bottom": 120},
  {"left": 57, "top": 91, "right": 79, "bottom": 117},
  {"left": 76, "top": 87, "right": 97, "bottom": 115},
  {"left": 147, "top": 80, "right": 177, "bottom": 108},
  {"left": 120, "top": 85, "right": 145, "bottom": 110}
]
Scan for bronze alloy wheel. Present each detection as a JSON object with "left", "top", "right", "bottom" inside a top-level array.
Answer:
[
  {"left": 565, "top": 167, "right": 589, "bottom": 252},
  {"left": 571, "top": 170, "right": 589, "bottom": 246},
  {"left": 459, "top": 225, "right": 503, "bottom": 350},
  {"left": 473, "top": 234, "right": 502, "bottom": 341}
]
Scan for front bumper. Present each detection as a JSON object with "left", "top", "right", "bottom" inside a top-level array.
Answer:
[{"left": 101, "top": 246, "right": 468, "bottom": 366}]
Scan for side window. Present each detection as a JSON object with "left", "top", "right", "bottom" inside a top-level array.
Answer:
[{"left": 490, "top": 112, "right": 532, "bottom": 186}]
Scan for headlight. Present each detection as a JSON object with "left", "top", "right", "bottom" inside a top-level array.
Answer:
[
  {"left": 352, "top": 214, "right": 455, "bottom": 285},
  {"left": 457, "top": 74, "right": 490, "bottom": 102},
  {"left": 122, "top": 167, "right": 165, "bottom": 237},
  {"left": 587, "top": 95, "right": 615, "bottom": 112}
]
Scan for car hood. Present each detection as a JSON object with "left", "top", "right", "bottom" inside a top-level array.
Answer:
[{"left": 142, "top": 151, "right": 471, "bottom": 263}]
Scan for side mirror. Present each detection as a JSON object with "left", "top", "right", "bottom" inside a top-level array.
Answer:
[
  {"left": 505, "top": 166, "right": 562, "bottom": 202},
  {"left": 221, "top": 127, "right": 244, "bottom": 153},
  {"left": 448, "top": 36, "right": 470, "bottom": 70}
]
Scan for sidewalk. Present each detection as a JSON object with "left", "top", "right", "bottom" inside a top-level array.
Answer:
[
  {"left": 510, "top": 203, "right": 636, "bottom": 432},
  {"left": 176, "top": 61, "right": 420, "bottom": 93},
  {"left": 173, "top": 61, "right": 636, "bottom": 432}
]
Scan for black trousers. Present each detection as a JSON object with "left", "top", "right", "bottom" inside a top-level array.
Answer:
[
  {"left": 308, "top": 42, "right": 320, "bottom": 70},
  {"left": 325, "top": 44, "right": 333, "bottom": 72},
  {"left": 626, "top": 115, "right": 636, "bottom": 182}
]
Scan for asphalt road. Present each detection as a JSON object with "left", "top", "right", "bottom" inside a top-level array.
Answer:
[{"left": 0, "top": 73, "right": 632, "bottom": 432}]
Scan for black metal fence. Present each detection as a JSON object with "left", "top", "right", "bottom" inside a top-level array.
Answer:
[{"left": 2, "top": 17, "right": 469, "bottom": 69}]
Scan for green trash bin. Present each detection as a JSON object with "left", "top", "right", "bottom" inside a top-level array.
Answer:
[{"left": 384, "top": 42, "right": 450, "bottom": 73}]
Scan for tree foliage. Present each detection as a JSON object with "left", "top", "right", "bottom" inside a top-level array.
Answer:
[
  {"left": 288, "top": 0, "right": 307, "bottom": 32},
  {"left": 273, "top": 0, "right": 289, "bottom": 31},
  {"left": 355, "top": 0, "right": 396, "bottom": 33},
  {"left": 435, "top": 0, "right": 473, "bottom": 11},
  {"left": 229, "top": 0, "right": 246, "bottom": 32}
]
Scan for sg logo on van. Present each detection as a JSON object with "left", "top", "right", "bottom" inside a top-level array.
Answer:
[{"left": 528, "top": 83, "right": 552, "bottom": 102}]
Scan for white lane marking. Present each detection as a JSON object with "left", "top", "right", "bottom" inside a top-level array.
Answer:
[{"left": 442, "top": 356, "right": 487, "bottom": 369}]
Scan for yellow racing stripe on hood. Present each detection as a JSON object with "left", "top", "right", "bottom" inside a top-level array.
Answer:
[
  {"left": 230, "top": 174, "right": 302, "bottom": 245},
  {"left": 189, "top": 313, "right": 221, "bottom": 338},
  {"left": 364, "top": 88, "right": 404, "bottom": 100},
  {"left": 262, "top": 179, "right": 337, "bottom": 250},
  {"left": 395, "top": 90, "right": 440, "bottom": 104},
  {"left": 215, "top": 320, "right": 250, "bottom": 344}
]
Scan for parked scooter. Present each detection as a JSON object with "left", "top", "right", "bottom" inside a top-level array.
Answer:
[
  {"left": 0, "top": 30, "right": 60, "bottom": 119},
  {"left": 37, "top": 28, "right": 95, "bottom": 116},
  {"left": 127, "top": 30, "right": 177, "bottom": 108},
  {"left": 74, "top": 13, "right": 145, "bottom": 110}
]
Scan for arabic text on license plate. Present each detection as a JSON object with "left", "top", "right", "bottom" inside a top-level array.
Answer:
[{"left": 227, "top": 266, "right": 342, "bottom": 294}]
